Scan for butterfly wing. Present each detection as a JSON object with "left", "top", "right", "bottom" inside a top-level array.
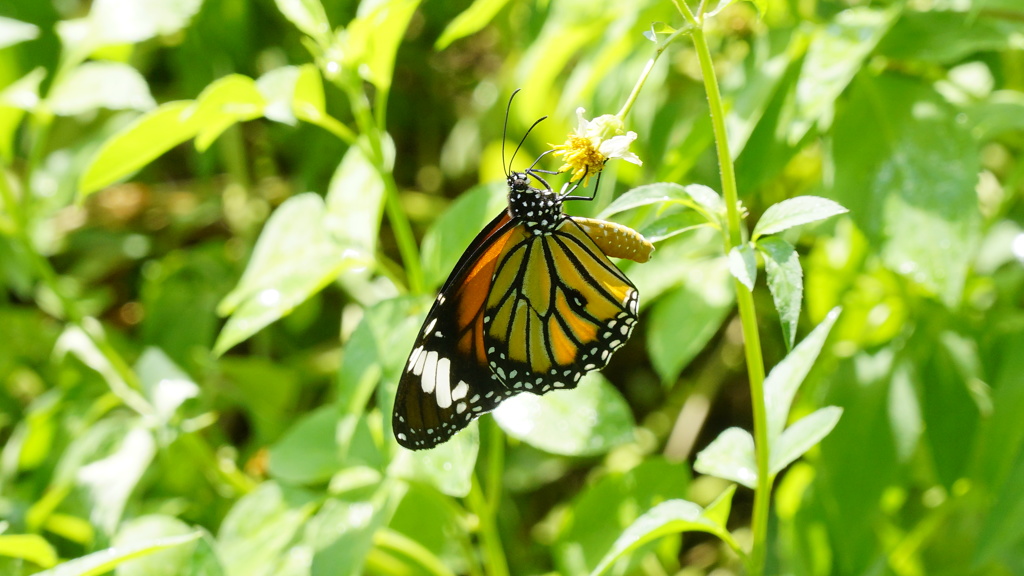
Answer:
[
  {"left": 393, "top": 211, "right": 521, "bottom": 450},
  {"left": 482, "top": 216, "right": 640, "bottom": 393}
]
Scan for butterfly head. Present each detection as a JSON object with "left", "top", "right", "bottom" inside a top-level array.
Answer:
[{"left": 507, "top": 171, "right": 564, "bottom": 234}]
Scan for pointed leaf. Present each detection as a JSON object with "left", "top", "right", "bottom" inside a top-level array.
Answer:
[
  {"left": 0, "top": 534, "right": 58, "bottom": 568},
  {"left": 79, "top": 101, "right": 200, "bottom": 197},
  {"left": 345, "top": 0, "right": 421, "bottom": 91},
  {"left": 752, "top": 196, "right": 848, "bottom": 239},
  {"left": 600, "top": 183, "right": 723, "bottom": 223},
  {"left": 765, "top": 307, "right": 841, "bottom": 443},
  {"left": 770, "top": 406, "right": 843, "bottom": 474},
  {"left": 757, "top": 236, "right": 803, "bottom": 349},
  {"left": 493, "top": 372, "right": 634, "bottom": 456},
  {"left": 701, "top": 484, "right": 737, "bottom": 529},
  {"left": 389, "top": 424, "right": 479, "bottom": 497},
  {"left": 214, "top": 194, "right": 369, "bottom": 355},
  {"left": 589, "top": 500, "right": 731, "bottom": 576},
  {"left": 435, "top": 0, "right": 514, "bottom": 50},
  {"left": 48, "top": 62, "right": 155, "bottom": 116},
  {"left": 275, "top": 0, "right": 332, "bottom": 45},
  {"left": 0, "top": 17, "right": 39, "bottom": 50},
  {"left": 325, "top": 144, "right": 386, "bottom": 257},
  {"left": 34, "top": 533, "right": 200, "bottom": 576},
  {"left": 728, "top": 243, "right": 757, "bottom": 291},
  {"left": 638, "top": 210, "right": 711, "bottom": 243},
  {"left": 135, "top": 348, "right": 199, "bottom": 426},
  {"left": 694, "top": 427, "right": 757, "bottom": 489}
]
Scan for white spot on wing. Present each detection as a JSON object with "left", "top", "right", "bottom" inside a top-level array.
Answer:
[
  {"left": 451, "top": 380, "right": 469, "bottom": 401},
  {"left": 435, "top": 357, "right": 452, "bottom": 408},
  {"left": 421, "top": 350, "right": 439, "bottom": 393}
]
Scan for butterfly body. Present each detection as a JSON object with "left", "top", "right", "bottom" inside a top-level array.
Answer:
[{"left": 393, "top": 172, "right": 652, "bottom": 450}]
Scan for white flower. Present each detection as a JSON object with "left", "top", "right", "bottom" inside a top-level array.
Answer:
[{"left": 551, "top": 108, "right": 642, "bottom": 184}]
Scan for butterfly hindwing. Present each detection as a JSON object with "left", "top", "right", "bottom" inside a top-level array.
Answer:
[{"left": 482, "top": 215, "right": 640, "bottom": 394}]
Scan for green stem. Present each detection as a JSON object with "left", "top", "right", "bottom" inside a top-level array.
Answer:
[
  {"left": 616, "top": 26, "right": 689, "bottom": 120},
  {"left": 342, "top": 83, "right": 424, "bottom": 294},
  {"left": 679, "top": 4, "right": 771, "bottom": 575},
  {"left": 467, "top": 470, "right": 509, "bottom": 576}
]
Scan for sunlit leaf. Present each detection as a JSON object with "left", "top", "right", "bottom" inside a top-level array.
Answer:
[
  {"left": 787, "top": 7, "right": 897, "bottom": 143},
  {"left": 192, "top": 74, "right": 266, "bottom": 151},
  {"left": 757, "top": 236, "right": 803, "bottom": 349},
  {"left": 76, "top": 427, "right": 155, "bottom": 534},
  {"left": 752, "top": 196, "right": 848, "bottom": 239},
  {"left": 215, "top": 194, "right": 368, "bottom": 355},
  {"left": 0, "top": 534, "right": 58, "bottom": 568},
  {"left": 728, "top": 243, "right": 757, "bottom": 291},
  {"left": 324, "top": 144, "right": 386, "bottom": 258},
  {"left": 764, "top": 307, "right": 840, "bottom": 443},
  {"left": 638, "top": 209, "right": 711, "bottom": 243},
  {"left": 34, "top": 533, "right": 201, "bottom": 576},
  {"left": 493, "top": 373, "right": 634, "bottom": 456},
  {"left": 589, "top": 499, "right": 734, "bottom": 576},
  {"left": 877, "top": 10, "right": 1024, "bottom": 65},
  {"left": 275, "top": 0, "right": 332, "bottom": 45},
  {"left": 694, "top": 427, "right": 757, "bottom": 489},
  {"left": 134, "top": 347, "right": 199, "bottom": 427},
  {"left": 268, "top": 406, "right": 343, "bottom": 485},
  {"left": 0, "top": 16, "right": 39, "bottom": 49},
  {"left": 435, "top": 0, "right": 513, "bottom": 50},
  {"left": 48, "top": 62, "right": 156, "bottom": 116},
  {"left": 770, "top": 406, "right": 843, "bottom": 474},
  {"left": 389, "top": 424, "right": 479, "bottom": 497},
  {"left": 345, "top": 0, "right": 421, "bottom": 91},
  {"left": 113, "top": 516, "right": 215, "bottom": 576},
  {"left": 79, "top": 101, "right": 200, "bottom": 197},
  {"left": 599, "top": 182, "right": 723, "bottom": 223},
  {"left": 217, "top": 482, "right": 316, "bottom": 576},
  {"left": 56, "top": 0, "right": 203, "bottom": 54},
  {"left": 833, "top": 74, "right": 982, "bottom": 305}
]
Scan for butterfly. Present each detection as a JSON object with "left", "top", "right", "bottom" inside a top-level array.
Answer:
[{"left": 392, "top": 100, "right": 654, "bottom": 450}]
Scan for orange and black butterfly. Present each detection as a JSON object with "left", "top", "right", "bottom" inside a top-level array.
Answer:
[{"left": 393, "top": 99, "right": 653, "bottom": 450}]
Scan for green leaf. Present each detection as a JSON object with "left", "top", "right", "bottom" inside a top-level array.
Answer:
[
  {"left": 420, "top": 182, "right": 507, "bottom": 289},
  {"left": 693, "top": 427, "right": 757, "bottom": 489},
  {"left": 192, "top": 74, "right": 266, "bottom": 152},
  {"left": 79, "top": 101, "right": 200, "bottom": 197},
  {"left": 275, "top": 0, "right": 332, "bottom": 45},
  {"left": 217, "top": 482, "right": 316, "bottom": 576},
  {"left": 557, "top": 459, "right": 690, "bottom": 574},
  {"left": 701, "top": 484, "right": 737, "bottom": 529},
  {"left": 647, "top": 260, "right": 734, "bottom": 383},
  {"left": 832, "top": 73, "right": 981, "bottom": 305},
  {"left": 492, "top": 372, "right": 634, "bottom": 456},
  {"left": 877, "top": 10, "right": 1024, "bottom": 65},
  {"left": 967, "top": 90, "right": 1024, "bottom": 141},
  {"left": 134, "top": 347, "right": 199, "bottom": 427},
  {"left": 256, "top": 66, "right": 305, "bottom": 125},
  {"left": 975, "top": 434, "right": 1024, "bottom": 565},
  {"left": 589, "top": 499, "right": 734, "bottom": 576},
  {"left": 0, "top": 68, "right": 45, "bottom": 162},
  {"left": 752, "top": 196, "right": 848, "bottom": 239},
  {"left": 435, "top": 0, "right": 513, "bottom": 50},
  {"left": 728, "top": 243, "right": 757, "bottom": 291},
  {"left": 599, "top": 183, "right": 723, "bottom": 224},
  {"left": 215, "top": 194, "right": 369, "bottom": 355},
  {"left": 345, "top": 0, "right": 421, "bottom": 91},
  {"left": 34, "top": 533, "right": 201, "bottom": 576},
  {"left": 308, "top": 496, "right": 392, "bottom": 576},
  {"left": 0, "top": 534, "right": 58, "bottom": 568},
  {"left": 268, "top": 406, "right": 343, "bottom": 485},
  {"left": 48, "top": 62, "right": 156, "bottom": 116},
  {"left": 324, "top": 144, "right": 386, "bottom": 257},
  {"left": 56, "top": 0, "right": 203, "bottom": 53},
  {"left": 787, "top": 7, "right": 897, "bottom": 143},
  {"left": 0, "top": 16, "right": 39, "bottom": 49},
  {"left": 389, "top": 424, "right": 479, "bottom": 498},
  {"left": 757, "top": 236, "right": 803, "bottom": 349},
  {"left": 112, "top": 516, "right": 214, "bottom": 576},
  {"left": 764, "top": 307, "right": 840, "bottom": 443},
  {"left": 77, "top": 427, "right": 156, "bottom": 534},
  {"left": 638, "top": 209, "right": 711, "bottom": 243},
  {"left": 770, "top": 406, "right": 843, "bottom": 474}
]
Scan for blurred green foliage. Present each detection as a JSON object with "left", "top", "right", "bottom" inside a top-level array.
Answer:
[{"left": 0, "top": 0, "right": 1023, "bottom": 575}]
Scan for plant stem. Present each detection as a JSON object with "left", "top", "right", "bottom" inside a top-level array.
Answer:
[
  {"left": 467, "top": 471, "right": 510, "bottom": 576},
  {"left": 616, "top": 26, "right": 689, "bottom": 121},
  {"left": 678, "top": 3, "right": 771, "bottom": 574}
]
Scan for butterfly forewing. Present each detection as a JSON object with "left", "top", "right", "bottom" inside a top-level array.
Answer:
[{"left": 393, "top": 213, "right": 521, "bottom": 450}]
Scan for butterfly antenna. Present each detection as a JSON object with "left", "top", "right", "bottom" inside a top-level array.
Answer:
[
  {"left": 502, "top": 89, "right": 522, "bottom": 178},
  {"left": 509, "top": 115, "right": 548, "bottom": 174}
]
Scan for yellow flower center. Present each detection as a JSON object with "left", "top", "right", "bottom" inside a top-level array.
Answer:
[{"left": 552, "top": 135, "right": 606, "bottom": 184}]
